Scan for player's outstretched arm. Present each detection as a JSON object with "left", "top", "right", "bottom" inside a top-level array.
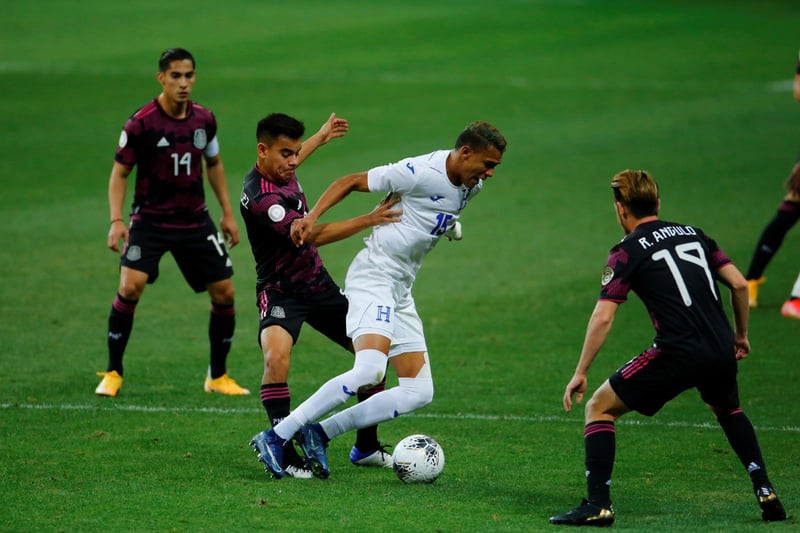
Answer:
[
  {"left": 297, "top": 112, "right": 349, "bottom": 167},
  {"left": 296, "top": 195, "right": 402, "bottom": 247},
  {"left": 291, "top": 171, "right": 371, "bottom": 246}
]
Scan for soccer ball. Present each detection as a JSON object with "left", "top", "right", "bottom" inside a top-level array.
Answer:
[{"left": 391, "top": 434, "right": 445, "bottom": 483}]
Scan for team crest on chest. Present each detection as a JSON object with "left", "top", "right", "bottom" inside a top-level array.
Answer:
[{"left": 193, "top": 129, "right": 207, "bottom": 149}]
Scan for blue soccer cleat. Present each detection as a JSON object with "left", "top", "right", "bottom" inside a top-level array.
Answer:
[
  {"left": 250, "top": 429, "right": 286, "bottom": 479},
  {"left": 298, "top": 423, "right": 330, "bottom": 479}
]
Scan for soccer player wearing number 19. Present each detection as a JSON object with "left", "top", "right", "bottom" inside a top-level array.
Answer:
[{"left": 550, "top": 170, "right": 786, "bottom": 526}]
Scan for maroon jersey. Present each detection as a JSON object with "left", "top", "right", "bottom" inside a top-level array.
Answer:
[
  {"left": 599, "top": 220, "right": 735, "bottom": 356},
  {"left": 240, "top": 165, "right": 337, "bottom": 296},
  {"left": 115, "top": 98, "right": 217, "bottom": 227}
]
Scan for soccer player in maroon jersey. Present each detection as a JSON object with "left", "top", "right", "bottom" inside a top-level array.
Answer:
[
  {"left": 550, "top": 170, "right": 786, "bottom": 526},
  {"left": 241, "top": 113, "right": 401, "bottom": 477},
  {"left": 745, "top": 48, "right": 800, "bottom": 311},
  {"left": 96, "top": 48, "right": 248, "bottom": 397}
]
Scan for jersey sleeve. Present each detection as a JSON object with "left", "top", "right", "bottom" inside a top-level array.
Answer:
[
  {"left": 697, "top": 229, "right": 733, "bottom": 271},
  {"left": 114, "top": 117, "right": 140, "bottom": 168},
  {"left": 367, "top": 157, "right": 420, "bottom": 194},
  {"left": 598, "top": 245, "right": 633, "bottom": 303},
  {"left": 204, "top": 112, "right": 219, "bottom": 157},
  {"left": 246, "top": 193, "right": 302, "bottom": 240}
]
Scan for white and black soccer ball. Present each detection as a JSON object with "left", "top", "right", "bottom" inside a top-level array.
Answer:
[{"left": 391, "top": 434, "right": 445, "bottom": 484}]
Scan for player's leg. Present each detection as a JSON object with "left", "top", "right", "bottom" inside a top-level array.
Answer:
[
  {"left": 320, "top": 349, "right": 433, "bottom": 440},
  {"left": 550, "top": 380, "right": 625, "bottom": 526},
  {"left": 703, "top": 371, "right": 786, "bottom": 522},
  {"left": 96, "top": 266, "right": 149, "bottom": 397},
  {"left": 252, "top": 322, "right": 312, "bottom": 478},
  {"left": 271, "top": 339, "right": 389, "bottom": 478},
  {"left": 745, "top": 189, "right": 800, "bottom": 307},
  {"left": 306, "top": 289, "right": 390, "bottom": 466},
  {"left": 174, "top": 222, "right": 245, "bottom": 394},
  {"left": 317, "top": 293, "right": 433, "bottom": 442},
  {"left": 97, "top": 222, "right": 165, "bottom": 397}
]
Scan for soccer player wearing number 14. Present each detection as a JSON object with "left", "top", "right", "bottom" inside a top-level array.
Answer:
[
  {"left": 550, "top": 170, "right": 786, "bottom": 526},
  {"left": 95, "top": 48, "right": 248, "bottom": 397},
  {"left": 250, "top": 122, "right": 506, "bottom": 479}
]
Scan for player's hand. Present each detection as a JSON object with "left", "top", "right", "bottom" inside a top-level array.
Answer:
[
  {"left": 368, "top": 194, "right": 402, "bottom": 226},
  {"left": 317, "top": 112, "right": 349, "bottom": 145},
  {"left": 734, "top": 336, "right": 750, "bottom": 360},
  {"left": 291, "top": 217, "right": 314, "bottom": 247},
  {"left": 108, "top": 220, "right": 128, "bottom": 252},
  {"left": 220, "top": 214, "right": 240, "bottom": 248},
  {"left": 563, "top": 373, "right": 587, "bottom": 413}
]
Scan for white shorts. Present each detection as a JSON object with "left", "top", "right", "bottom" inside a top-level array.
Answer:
[{"left": 344, "top": 250, "right": 427, "bottom": 357}]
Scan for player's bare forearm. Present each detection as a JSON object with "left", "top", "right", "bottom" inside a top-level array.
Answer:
[
  {"left": 107, "top": 163, "right": 130, "bottom": 251},
  {"left": 205, "top": 158, "right": 240, "bottom": 246},
  {"left": 303, "top": 197, "right": 401, "bottom": 247},
  {"left": 306, "top": 172, "right": 370, "bottom": 224}
]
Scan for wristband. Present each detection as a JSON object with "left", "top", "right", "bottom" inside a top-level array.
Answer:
[{"left": 110, "top": 218, "right": 124, "bottom": 225}]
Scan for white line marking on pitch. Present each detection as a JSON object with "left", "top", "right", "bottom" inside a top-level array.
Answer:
[{"left": 2, "top": 402, "right": 797, "bottom": 433}]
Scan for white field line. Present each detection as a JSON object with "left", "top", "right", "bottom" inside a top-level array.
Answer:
[{"left": 1, "top": 402, "right": 797, "bottom": 433}]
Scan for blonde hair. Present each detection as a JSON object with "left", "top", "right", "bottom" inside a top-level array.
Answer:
[{"left": 611, "top": 169, "right": 659, "bottom": 218}]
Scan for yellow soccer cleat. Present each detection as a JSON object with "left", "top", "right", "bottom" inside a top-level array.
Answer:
[
  {"left": 747, "top": 277, "right": 765, "bottom": 308},
  {"left": 95, "top": 370, "right": 123, "bottom": 397},
  {"left": 204, "top": 373, "right": 250, "bottom": 395}
]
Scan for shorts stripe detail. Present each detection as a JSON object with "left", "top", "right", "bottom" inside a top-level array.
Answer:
[{"left": 621, "top": 346, "right": 660, "bottom": 379}]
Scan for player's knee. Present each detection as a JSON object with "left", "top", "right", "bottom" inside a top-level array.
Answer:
[
  {"left": 209, "top": 279, "right": 235, "bottom": 304},
  {"left": 352, "top": 349, "right": 387, "bottom": 387},
  {"left": 263, "top": 349, "right": 290, "bottom": 381},
  {"left": 397, "top": 377, "right": 434, "bottom": 413}
]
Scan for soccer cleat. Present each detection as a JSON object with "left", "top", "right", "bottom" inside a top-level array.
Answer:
[
  {"left": 284, "top": 458, "right": 314, "bottom": 479},
  {"left": 350, "top": 444, "right": 393, "bottom": 468},
  {"left": 756, "top": 485, "right": 787, "bottom": 522},
  {"left": 549, "top": 499, "right": 615, "bottom": 527},
  {"left": 95, "top": 371, "right": 122, "bottom": 397},
  {"left": 747, "top": 278, "right": 765, "bottom": 308},
  {"left": 250, "top": 429, "right": 285, "bottom": 479},
  {"left": 297, "top": 423, "right": 330, "bottom": 479},
  {"left": 204, "top": 373, "right": 251, "bottom": 395},
  {"left": 282, "top": 443, "right": 314, "bottom": 479},
  {"left": 780, "top": 298, "right": 800, "bottom": 320}
]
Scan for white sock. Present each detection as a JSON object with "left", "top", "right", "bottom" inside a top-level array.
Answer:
[
  {"left": 321, "top": 376, "right": 434, "bottom": 439},
  {"left": 273, "top": 349, "right": 386, "bottom": 441}
]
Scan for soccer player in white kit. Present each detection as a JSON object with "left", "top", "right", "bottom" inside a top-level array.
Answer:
[{"left": 250, "top": 121, "right": 507, "bottom": 479}]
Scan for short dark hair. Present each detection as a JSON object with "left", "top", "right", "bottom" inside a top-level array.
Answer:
[
  {"left": 256, "top": 113, "right": 305, "bottom": 144},
  {"left": 455, "top": 121, "right": 507, "bottom": 154},
  {"left": 159, "top": 48, "right": 195, "bottom": 72}
]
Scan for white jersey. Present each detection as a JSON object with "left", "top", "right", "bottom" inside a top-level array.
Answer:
[{"left": 363, "top": 150, "right": 481, "bottom": 285}]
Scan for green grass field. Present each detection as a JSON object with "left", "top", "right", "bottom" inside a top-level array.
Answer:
[{"left": 2, "top": 1, "right": 799, "bottom": 531}]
